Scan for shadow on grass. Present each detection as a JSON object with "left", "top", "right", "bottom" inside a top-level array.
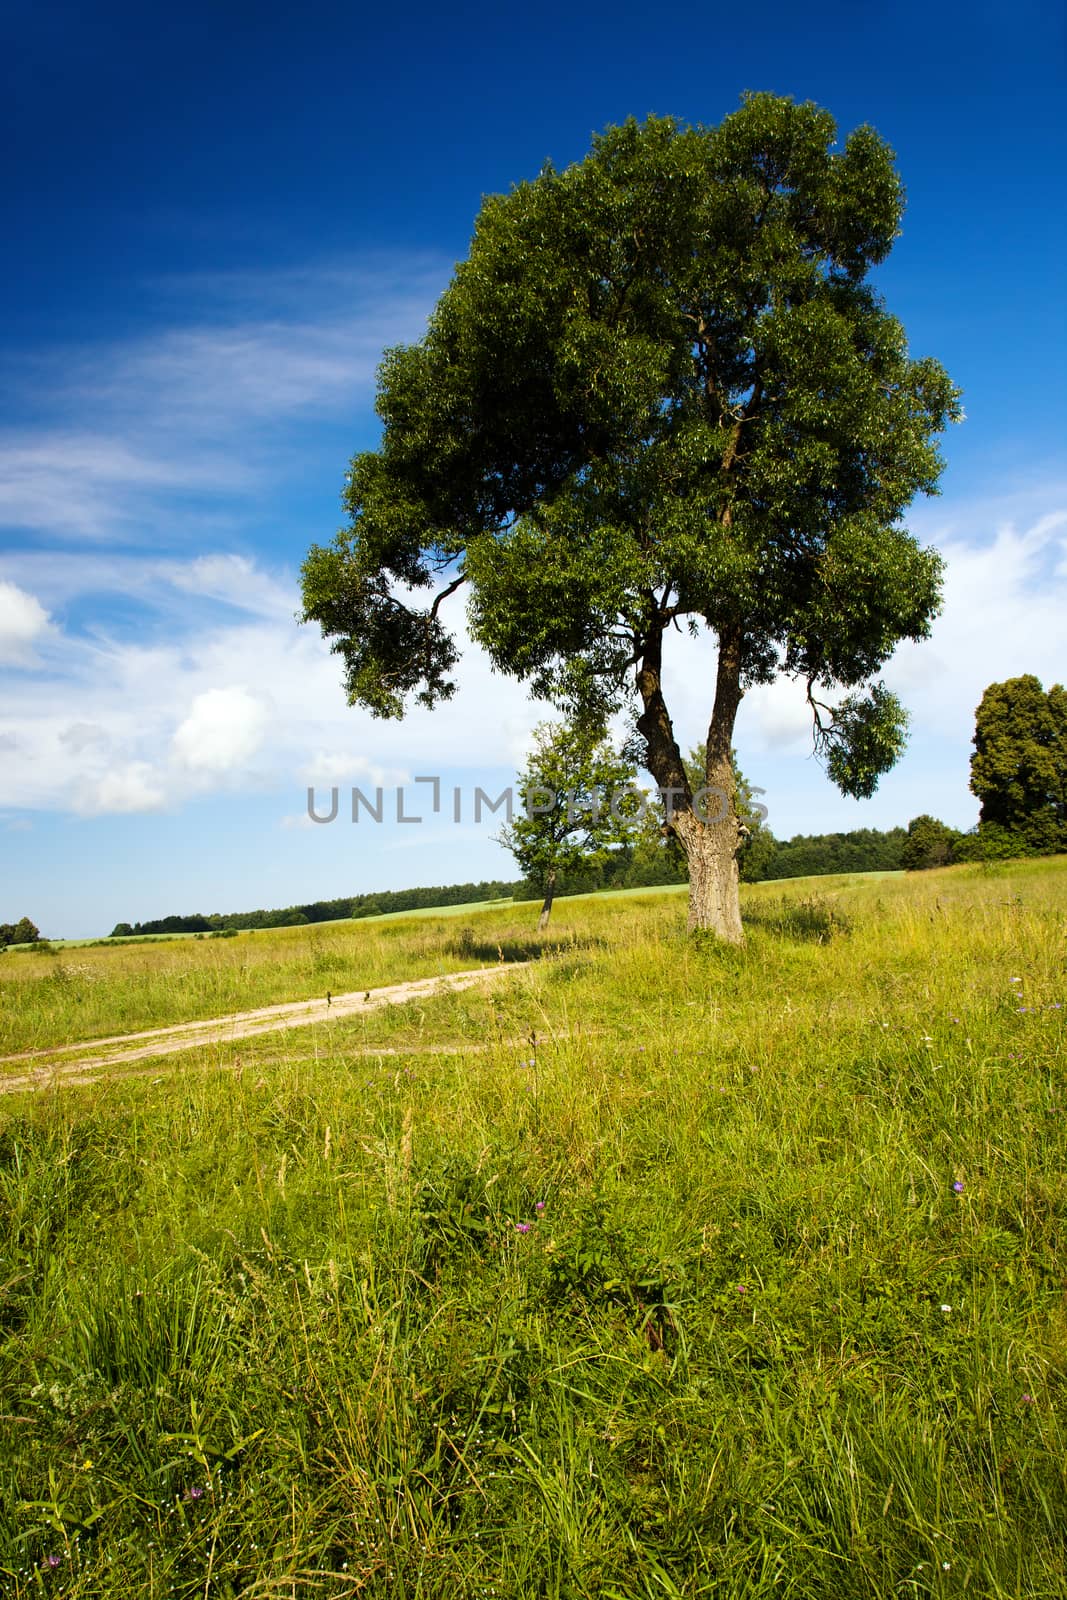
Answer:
[
  {"left": 443, "top": 929, "right": 610, "bottom": 964},
  {"left": 743, "top": 893, "right": 852, "bottom": 944}
]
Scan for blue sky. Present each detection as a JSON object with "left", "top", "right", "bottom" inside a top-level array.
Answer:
[{"left": 1, "top": 0, "right": 1065, "bottom": 936}]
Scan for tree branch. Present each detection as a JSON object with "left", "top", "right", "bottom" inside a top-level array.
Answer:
[
  {"left": 429, "top": 572, "right": 467, "bottom": 620},
  {"left": 635, "top": 624, "right": 690, "bottom": 799}
]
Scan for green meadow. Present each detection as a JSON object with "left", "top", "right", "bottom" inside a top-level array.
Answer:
[{"left": 1, "top": 861, "right": 1065, "bottom": 1597}]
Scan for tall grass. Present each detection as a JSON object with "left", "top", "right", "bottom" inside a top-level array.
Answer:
[{"left": 0, "top": 860, "right": 1064, "bottom": 1596}]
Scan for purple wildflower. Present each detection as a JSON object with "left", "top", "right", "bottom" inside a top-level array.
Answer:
[
  {"left": 535, "top": 1200, "right": 545, "bottom": 1212},
  {"left": 184, "top": 1485, "right": 205, "bottom": 1501},
  {"left": 43, "top": 1554, "right": 62, "bottom": 1571},
  {"left": 515, "top": 1222, "right": 531, "bottom": 1234},
  {"left": 953, "top": 1181, "right": 964, "bottom": 1193},
  {"left": 1022, "top": 1393, "right": 1034, "bottom": 1404}
]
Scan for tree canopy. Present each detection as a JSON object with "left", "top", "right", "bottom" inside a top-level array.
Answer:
[
  {"left": 901, "top": 814, "right": 960, "bottom": 871},
  {"left": 302, "top": 93, "right": 959, "bottom": 939},
  {"left": 969, "top": 676, "right": 1067, "bottom": 857}
]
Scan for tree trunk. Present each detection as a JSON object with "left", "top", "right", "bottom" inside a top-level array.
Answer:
[
  {"left": 688, "top": 623, "right": 746, "bottom": 940},
  {"left": 537, "top": 869, "right": 557, "bottom": 931},
  {"left": 636, "top": 619, "right": 746, "bottom": 943},
  {"left": 674, "top": 809, "right": 744, "bottom": 940}
]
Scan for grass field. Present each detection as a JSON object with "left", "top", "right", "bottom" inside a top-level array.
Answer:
[{"left": 1, "top": 860, "right": 1065, "bottom": 1597}]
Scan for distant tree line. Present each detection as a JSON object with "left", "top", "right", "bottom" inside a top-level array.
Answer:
[
  {"left": 108, "top": 881, "right": 519, "bottom": 937},
  {"left": 110, "top": 787, "right": 1059, "bottom": 935},
  {"left": 0, "top": 917, "right": 40, "bottom": 947},
  {"left": 110, "top": 825, "right": 924, "bottom": 936},
  {"left": 511, "top": 825, "right": 910, "bottom": 900},
  {"left": 114, "top": 828, "right": 923, "bottom": 935}
]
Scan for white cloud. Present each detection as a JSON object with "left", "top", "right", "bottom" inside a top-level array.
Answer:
[
  {"left": 741, "top": 677, "right": 815, "bottom": 752},
  {"left": 303, "top": 751, "right": 410, "bottom": 786},
  {"left": 77, "top": 762, "right": 167, "bottom": 815},
  {"left": 0, "top": 547, "right": 557, "bottom": 814},
  {"left": 886, "top": 510, "right": 1067, "bottom": 737},
  {"left": 104, "top": 320, "right": 376, "bottom": 423},
  {"left": 58, "top": 722, "right": 110, "bottom": 753},
  {"left": 0, "top": 578, "right": 50, "bottom": 663},
  {"left": 657, "top": 629, "right": 816, "bottom": 760},
  {"left": 172, "top": 686, "right": 270, "bottom": 774}
]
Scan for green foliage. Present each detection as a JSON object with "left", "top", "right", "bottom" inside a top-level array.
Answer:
[
  {"left": 0, "top": 918, "right": 40, "bottom": 948},
  {"left": 510, "top": 819, "right": 910, "bottom": 896},
  {"left": 108, "top": 881, "right": 523, "bottom": 939},
  {"left": 814, "top": 683, "right": 910, "bottom": 800},
  {"left": 759, "top": 827, "right": 906, "bottom": 880},
  {"left": 902, "top": 814, "right": 962, "bottom": 871},
  {"left": 302, "top": 94, "right": 959, "bottom": 839},
  {"left": 969, "top": 675, "right": 1067, "bottom": 857},
  {"left": 498, "top": 722, "right": 637, "bottom": 905},
  {"left": 954, "top": 823, "right": 1031, "bottom": 864},
  {"left": 541, "top": 1195, "right": 684, "bottom": 1351}
]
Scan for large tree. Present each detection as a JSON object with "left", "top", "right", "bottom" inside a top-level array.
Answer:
[
  {"left": 301, "top": 93, "right": 960, "bottom": 940},
  {"left": 969, "top": 676, "right": 1067, "bottom": 856}
]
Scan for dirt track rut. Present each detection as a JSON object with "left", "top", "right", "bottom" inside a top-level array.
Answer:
[{"left": 0, "top": 964, "right": 523, "bottom": 1093}]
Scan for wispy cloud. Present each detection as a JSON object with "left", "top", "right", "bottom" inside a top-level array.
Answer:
[
  {"left": 0, "top": 258, "right": 448, "bottom": 545},
  {"left": 0, "top": 432, "right": 245, "bottom": 541},
  {"left": 887, "top": 510, "right": 1067, "bottom": 735},
  {"left": 80, "top": 762, "right": 168, "bottom": 817},
  {"left": 162, "top": 554, "right": 296, "bottom": 619}
]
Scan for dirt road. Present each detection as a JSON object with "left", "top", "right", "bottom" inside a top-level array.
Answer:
[{"left": 0, "top": 963, "right": 523, "bottom": 1094}]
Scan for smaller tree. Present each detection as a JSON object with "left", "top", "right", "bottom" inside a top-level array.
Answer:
[
  {"left": 498, "top": 722, "right": 636, "bottom": 928},
  {"left": 970, "top": 676, "right": 1067, "bottom": 857},
  {"left": 901, "top": 814, "right": 960, "bottom": 871},
  {"left": 0, "top": 917, "right": 40, "bottom": 947}
]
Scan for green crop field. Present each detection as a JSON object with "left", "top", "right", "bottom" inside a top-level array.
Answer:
[{"left": 1, "top": 860, "right": 1065, "bottom": 1597}]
